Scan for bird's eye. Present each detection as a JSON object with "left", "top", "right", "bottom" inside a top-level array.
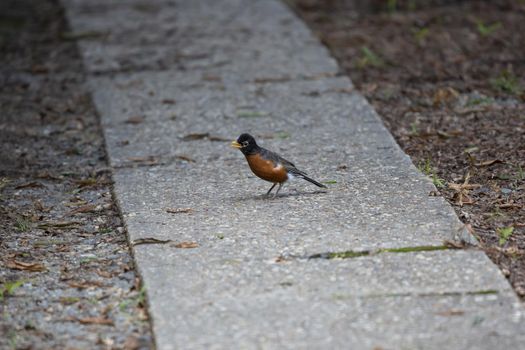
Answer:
[{"left": 242, "top": 141, "right": 249, "bottom": 147}]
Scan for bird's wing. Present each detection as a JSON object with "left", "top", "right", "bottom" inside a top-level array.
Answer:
[{"left": 260, "top": 148, "right": 307, "bottom": 176}]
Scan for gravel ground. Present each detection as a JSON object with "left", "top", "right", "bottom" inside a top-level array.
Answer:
[{"left": 0, "top": 0, "right": 154, "bottom": 348}]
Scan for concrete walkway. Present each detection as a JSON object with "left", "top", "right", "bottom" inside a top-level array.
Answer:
[{"left": 62, "top": 0, "right": 524, "bottom": 348}]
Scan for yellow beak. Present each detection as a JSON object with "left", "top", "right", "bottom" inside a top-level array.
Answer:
[{"left": 230, "top": 140, "right": 242, "bottom": 149}]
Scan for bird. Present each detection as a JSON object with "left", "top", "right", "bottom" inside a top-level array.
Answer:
[{"left": 231, "top": 133, "right": 327, "bottom": 197}]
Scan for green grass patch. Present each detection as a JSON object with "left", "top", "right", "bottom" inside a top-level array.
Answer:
[
  {"left": 79, "top": 257, "right": 98, "bottom": 265},
  {"left": 60, "top": 296, "right": 81, "bottom": 305},
  {"left": 312, "top": 245, "right": 452, "bottom": 260},
  {"left": 119, "top": 299, "right": 133, "bottom": 311},
  {"left": 410, "top": 122, "right": 419, "bottom": 135},
  {"left": 432, "top": 173, "right": 446, "bottom": 189},
  {"left": 386, "top": 0, "right": 397, "bottom": 12},
  {"left": 475, "top": 19, "right": 501, "bottom": 37},
  {"left": 274, "top": 131, "right": 290, "bottom": 139},
  {"left": 323, "top": 180, "right": 337, "bottom": 184},
  {"left": 14, "top": 217, "right": 31, "bottom": 232},
  {"left": 357, "top": 46, "right": 384, "bottom": 69},
  {"left": 236, "top": 110, "right": 268, "bottom": 118},
  {"left": 137, "top": 286, "right": 147, "bottom": 307},
  {"left": 497, "top": 226, "right": 514, "bottom": 246},
  {"left": 0, "top": 280, "right": 25, "bottom": 301},
  {"left": 418, "top": 159, "right": 432, "bottom": 175},
  {"left": 412, "top": 27, "right": 429, "bottom": 43},
  {"left": 328, "top": 251, "right": 370, "bottom": 259},
  {"left": 466, "top": 96, "right": 493, "bottom": 107},
  {"left": 97, "top": 227, "right": 113, "bottom": 234},
  {"left": 491, "top": 70, "right": 522, "bottom": 95},
  {"left": 417, "top": 159, "right": 445, "bottom": 188},
  {"left": 379, "top": 245, "right": 449, "bottom": 254}
]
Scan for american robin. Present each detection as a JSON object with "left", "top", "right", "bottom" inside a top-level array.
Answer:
[{"left": 231, "top": 133, "right": 327, "bottom": 197}]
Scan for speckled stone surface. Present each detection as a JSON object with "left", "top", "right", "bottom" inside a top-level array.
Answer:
[{"left": 62, "top": 0, "right": 525, "bottom": 348}]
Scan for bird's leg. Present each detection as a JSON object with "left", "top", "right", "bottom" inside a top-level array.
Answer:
[
  {"left": 273, "top": 183, "right": 283, "bottom": 198},
  {"left": 266, "top": 183, "right": 277, "bottom": 197}
]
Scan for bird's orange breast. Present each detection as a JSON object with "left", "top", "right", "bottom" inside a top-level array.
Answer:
[{"left": 245, "top": 153, "right": 288, "bottom": 183}]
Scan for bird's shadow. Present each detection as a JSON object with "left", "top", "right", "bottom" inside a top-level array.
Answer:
[{"left": 235, "top": 189, "right": 328, "bottom": 202}]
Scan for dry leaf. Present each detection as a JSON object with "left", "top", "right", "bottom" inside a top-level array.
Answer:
[
  {"left": 176, "top": 155, "right": 195, "bottom": 163},
  {"left": 38, "top": 220, "right": 80, "bottom": 229},
  {"left": 182, "top": 133, "right": 209, "bottom": 141},
  {"left": 57, "top": 245, "right": 70, "bottom": 252},
  {"left": 68, "top": 280, "right": 105, "bottom": 289},
  {"left": 59, "top": 296, "right": 80, "bottom": 305},
  {"left": 443, "top": 239, "right": 467, "bottom": 249},
  {"left": 96, "top": 269, "right": 113, "bottom": 278},
  {"left": 33, "top": 199, "right": 51, "bottom": 212},
  {"left": 306, "top": 72, "right": 337, "bottom": 80},
  {"left": 75, "top": 178, "right": 97, "bottom": 187},
  {"left": 126, "top": 156, "right": 159, "bottom": 166},
  {"left": 36, "top": 171, "right": 63, "bottom": 181},
  {"left": 208, "top": 135, "right": 230, "bottom": 142},
  {"left": 362, "top": 83, "right": 378, "bottom": 94},
  {"left": 173, "top": 241, "right": 199, "bottom": 249},
  {"left": 166, "top": 208, "right": 193, "bottom": 214},
  {"left": 436, "top": 130, "right": 453, "bottom": 139},
  {"left": 123, "top": 335, "right": 141, "bottom": 350},
  {"left": 501, "top": 246, "right": 524, "bottom": 256},
  {"left": 31, "top": 64, "right": 49, "bottom": 74},
  {"left": 448, "top": 172, "right": 481, "bottom": 207},
  {"left": 253, "top": 76, "right": 291, "bottom": 84},
  {"left": 275, "top": 255, "right": 288, "bottom": 263},
  {"left": 498, "top": 203, "right": 522, "bottom": 209},
  {"left": 303, "top": 91, "right": 321, "bottom": 97},
  {"left": 15, "top": 181, "right": 45, "bottom": 189},
  {"left": 64, "top": 199, "right": 88, "bottom": 207},
  {"left": 455, "top": 106, "right": 489, "bottom": 115},
  {"left": 202, "top": 74, "right": 222, "bottom": 82},
  {"left": 125, "top": 116, "right": 144, "bottom": 124},
  {"left": 436, "top": 309, "right": 465, "bottom": 316},
  {"left": 127, "top": 156, "right": 158, "bottom": 162},
  {"left": 6, "top": 260, "right": 46, "bottom": 272},
  {"left": 475, "top": 159, "right": 503, "bottom": 167},
  {"left": 78, "top": 317, "right": 114, "bottom": 326},
  {"left": 67, "top": 204, "right": 97, "bottom": 216},
  {"left": 433, "top": 87, "right": 459, "bottom": 106},
  {"left": 327, "top": 87, "right": 355, "bottom": 94},
  {"left": 132, "top": 238, "right": 172, "bottom": 246}
]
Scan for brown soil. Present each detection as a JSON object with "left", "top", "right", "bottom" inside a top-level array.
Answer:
[
  {"left": 0, "top": 0, "right": 153, "bottom": 348},
  {"left": 290, "top": 0, "right": 525, "bottom": 297}
]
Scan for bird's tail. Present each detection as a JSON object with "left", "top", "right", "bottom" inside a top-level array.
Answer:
[{"left": 300, "top": 175, "right": 327, "bottom": 188}]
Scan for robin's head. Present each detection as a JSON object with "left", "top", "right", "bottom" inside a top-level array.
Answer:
[{"left": 231, "top": 133, "right": 258, "bottom": 155}]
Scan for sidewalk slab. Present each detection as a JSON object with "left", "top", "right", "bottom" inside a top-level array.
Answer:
[
  {"left": 133, "top": 247, "right": 524, "bottom": 349},
  {"left": 61, "top": 0, "right": 525, "bottom": 349},
  {"left": 113, "top": 163, "right": 463, "bottom": 256},
  {"left": 64, "top": 0, "right": 336, "bottom": 75}
]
